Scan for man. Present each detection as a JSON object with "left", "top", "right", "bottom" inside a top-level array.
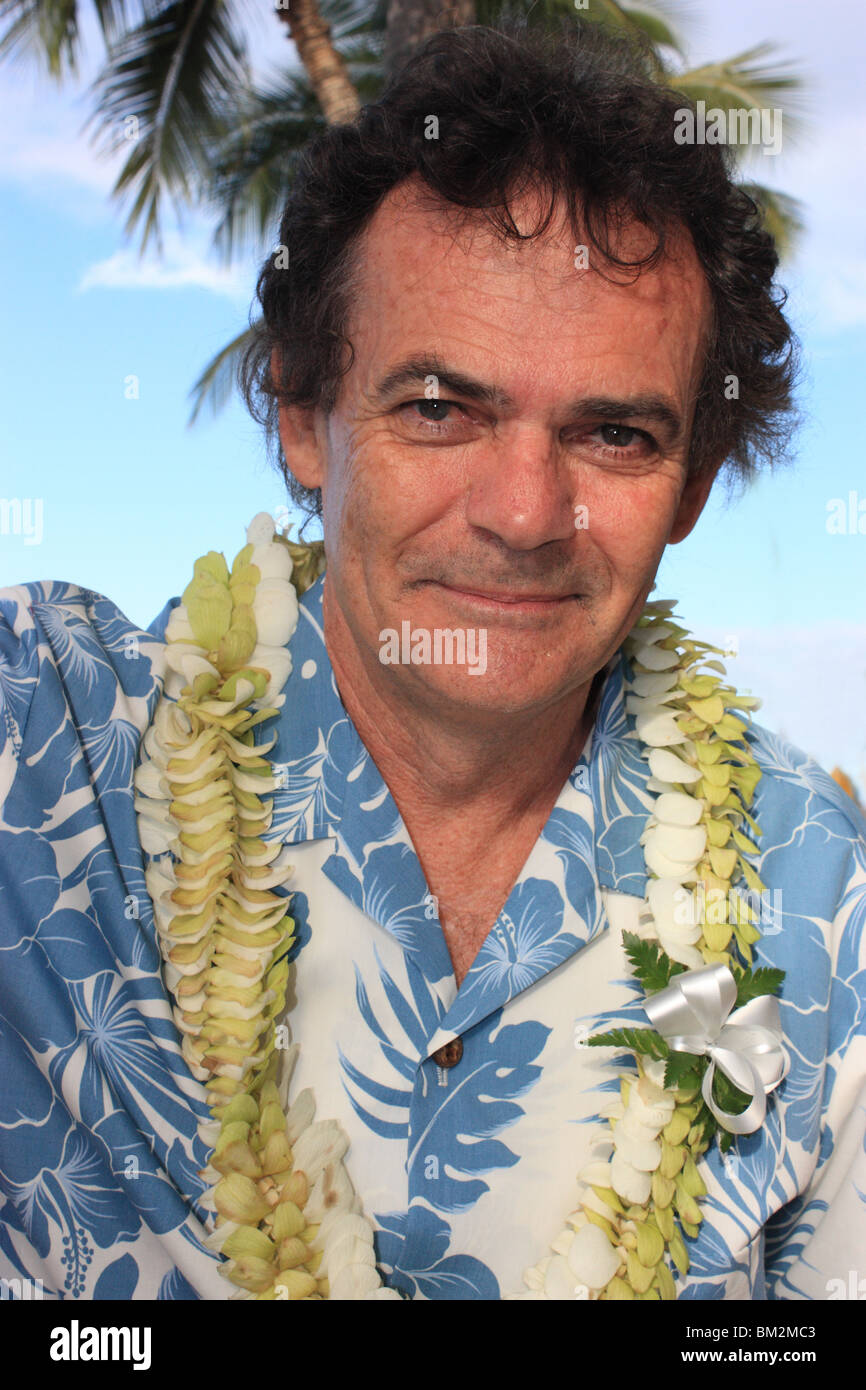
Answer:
[{"left": 1, "top": 22, "right": 864, "bottom": 1301}]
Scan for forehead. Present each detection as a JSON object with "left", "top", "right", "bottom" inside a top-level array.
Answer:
[{"left": 343, "top": 176, "right": 713, "bottom": 401}]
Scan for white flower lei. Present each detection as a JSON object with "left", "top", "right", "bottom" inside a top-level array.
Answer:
[
  {"left": 135, "top": 515, "right": 787, "bottom": 1302},
  {"left": 511, "top": 603, "right": 788, "bottom": 1300}
]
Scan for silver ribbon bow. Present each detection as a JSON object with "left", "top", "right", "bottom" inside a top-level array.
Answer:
[{"left": 644, "top": 963, "right": 789, "bottom": 1135}]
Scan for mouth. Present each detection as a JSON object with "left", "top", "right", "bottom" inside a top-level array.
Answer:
[{"left": 431, "top": 581, "right": 578, "bottom": 614}]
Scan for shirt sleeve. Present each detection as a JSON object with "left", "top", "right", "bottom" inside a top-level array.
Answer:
[
  {"left": 147, "top": 595, "right": 181, "bottom": 643},
  {"left": 0, "top": 583, "right": 229, "bottom": 1300},
  {"left": 0, "top": 585, "right": 42, "bottom": 806}
]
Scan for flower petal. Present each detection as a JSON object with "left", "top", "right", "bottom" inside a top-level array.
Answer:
[
  {"left": 613, "top": 1130, "right": 662, "bottom": 1172},
  {"left": 567, "top": 1224, "right": 621, "bottom": 1290},
  {"left": 632, "top": 644, "right": 680, "bottom": 671},
  {"left": 252, "top": 579, "right": 299, "bottom": 648},
  {"left": 644, "top": 822, "right": 706, "bottom": 864},
  {"left": 543, "top": 1254, "right": 579, "bottom": 1300},
  {"left": 653, "top": 791, "right": 703, "bottom": 827},
  {"left": 610, "top": 1152, "right": 652, "bottom": 1204},
  {"left": 648, "top": 748, "right": 702, "bottom": 784},
  {"left": 635, "top": 709, "right": 685, "bottom": 746}
]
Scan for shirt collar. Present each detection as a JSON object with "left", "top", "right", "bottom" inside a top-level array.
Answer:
[{"left": 269, "top": 573, "right": 655, "bottom": 1039}]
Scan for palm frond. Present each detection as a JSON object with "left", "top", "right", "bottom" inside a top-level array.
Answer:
[
  {"left": 336, "top": 29, "right": 387, "bottom": 75},
  {"left": 737, "top": 182, "right": 805, "bottom": 259},
  {"left": 84, "top": 0, "right": 250, "bottom": 251},
  {"left": 589, "top": 0, "right": 687, "bottom": 57},
  {"left": 318, "top": 0, "right": 386, "bottom": 42},
  {"left": 204, "top": 22, "right": 386, "bottom": 265},
  {"left": 191, "top": 0, "right": 808, "bottom": 430},
  {"left": 669, "top": 43, "right": 808, "bottom": 145},
  {"left": 0, "top": 0, "right": 143, "bottom": 78},
  {"left": 479, "top": 0, "right": 686, "bottom": 62},
  {"left": 0, "top": 0, "right": 80, "bottom": 76},
  {"left": 91, "top": 0, "right": 138, "bottom": 45},
  {"left": 205, "top": 67, "right": 324, "bottom": 263},
  {"left": 187, "top": 321, "right": 260, "bottom": 425}
]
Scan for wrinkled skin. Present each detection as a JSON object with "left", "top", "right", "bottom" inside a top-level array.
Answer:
[{"left": 276, "top": 177, "right": 720, "bottom": 964}]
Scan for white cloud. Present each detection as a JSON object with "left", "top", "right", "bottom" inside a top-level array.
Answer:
[
  {"left": 77, "top": 241, "right": 251, "bottom": 299},
  {"left": 0, "top": 127, "right": 119, "bottom": 197},
  {"left": 0, "top": 33, "right": 121, "bottom": 203}
]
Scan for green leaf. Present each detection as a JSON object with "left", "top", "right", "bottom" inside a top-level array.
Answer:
[
  {"left": 187, "top": 323, "right": 261, "bottom": 425},
  {"left": 663, "top": 1050, "right": 703, "bottom": 1092},
  {"left": 586, "top": 1027, "right": 670, "bottom": 1059},
  {"left": 711, "top": 1068, "right": 753, "bottom": 1118},
  {"left": 622, "top": 931, "right": 686, "bottom": 995},
  {"left": 737, "top": 183, "right": 805, "bottom": 260},
  {"left": 732, "top": 965, "right": 785, "bottom": 1008},
  {"left": 206, "top": 68, "right": 326, "bottom": 264},
  {"left": 1, "top": 1, "right": 70, "bottom": 77},
  {"left": 667, "top": 42, "right": 808, "bottom": 146},
  {"left": 84, "top": 0, "right": 251, "bottom": 252}
]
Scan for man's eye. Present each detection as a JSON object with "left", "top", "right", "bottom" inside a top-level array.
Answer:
[
  {"left": 418, "top": 399, "right": 451, "bottom": 421},
  {"left": 596, "top": 423, "right": 643, "bottom": 448},
  {"left": 401, "top": 398, "right": 461, "bottom": 426}
]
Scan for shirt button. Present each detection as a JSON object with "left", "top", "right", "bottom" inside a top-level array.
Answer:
[{"left": 431, "top": 1036, "right": 463, "bottom": 1068}]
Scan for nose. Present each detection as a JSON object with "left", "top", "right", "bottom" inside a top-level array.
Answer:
[{"left": 464, "top": 425, "right": 578, "bottom": 551}]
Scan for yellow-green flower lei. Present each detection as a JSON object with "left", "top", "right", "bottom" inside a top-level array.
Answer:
[
  {"left": 512, "top": 600, "right": 787, "bottom": 1301},
  {"left": 135, "top": 514, "right": 398, "bottom": 1300},
  {"left": 136, "top": 518, "right": 785, "bottom": 1302}
]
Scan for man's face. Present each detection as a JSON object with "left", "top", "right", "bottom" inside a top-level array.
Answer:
[{"left": 278, "top": 178, "right": 717, "bottom": 718}]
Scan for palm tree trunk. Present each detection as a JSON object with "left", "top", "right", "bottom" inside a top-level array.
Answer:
[
  {"left": 276, "top": 0, "right": 361, "bottom": 124},
  {"left": 384, "top": 0, "right": 475, "bottom": 79}
]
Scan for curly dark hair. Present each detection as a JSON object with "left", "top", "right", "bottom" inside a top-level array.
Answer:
[{"left": 240, "top": 19, "right": 799, "bottom": 528}]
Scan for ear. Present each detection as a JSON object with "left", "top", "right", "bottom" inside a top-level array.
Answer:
[
  {"left": 272, "top": 348, "right": 326, "bottom": 491},
  {"left": 276, "top": 402, "right": 326, "bottom": 490},
  {"left": 668, "top": 463, "right": 720, "bottom": 545}
]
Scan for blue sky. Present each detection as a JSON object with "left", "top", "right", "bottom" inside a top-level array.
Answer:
[{"left": 1, "top": 0, "right": 864, "bottom": 790}]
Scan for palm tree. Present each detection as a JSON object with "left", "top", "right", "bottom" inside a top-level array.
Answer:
[{"left": 0, "top": 0, "right": 806, "bottom": 422}]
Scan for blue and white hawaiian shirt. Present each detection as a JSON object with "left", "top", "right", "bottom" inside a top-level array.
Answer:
[{"left": 1, "top": 570, "right": 865, "bottom": 1300}]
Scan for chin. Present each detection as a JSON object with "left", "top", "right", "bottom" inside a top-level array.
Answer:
[{"left": 399, "top": 659, "right": 582, "bottom": 717}]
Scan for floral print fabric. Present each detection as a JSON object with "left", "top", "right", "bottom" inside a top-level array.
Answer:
[{"left": 1, "top": 573, "right": 864, "bottom": 1299}]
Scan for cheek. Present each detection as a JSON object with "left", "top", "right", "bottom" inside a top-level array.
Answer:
[
  {"left": 338, "top": 434, "right": 461, "bottom": 544},
  {"left": 585, "top": 478, "right": 682, "bottom": 582},
  {"left": 320, "top": 440, "right": 381, "bottom": 558}
]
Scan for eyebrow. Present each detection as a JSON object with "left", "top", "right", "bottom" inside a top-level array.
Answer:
[{"left": 372, "top": 353, "right": 684, "bottom": 438}]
